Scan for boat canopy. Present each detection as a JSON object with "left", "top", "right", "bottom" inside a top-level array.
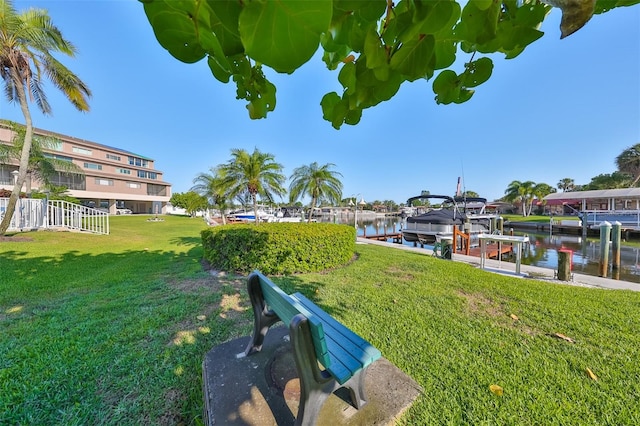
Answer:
[{"left": 406, "top": 209, "right": 464, "bottom": 225}]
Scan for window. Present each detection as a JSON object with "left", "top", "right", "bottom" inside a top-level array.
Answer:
[
  {"left": 106, "top": 153, "right": 121, "bottom": 161},
  {"left": 127, "top": 182, "right": 141, "bottom": 189},
  {"left": 84, "top": 162, "right": 102, "bottom": 170},
  {"left": 51, "top": 172, "right": 85, "bottom": 190},
  {"left": 128, "top": 156, "right": 148, "bottom": 168},
  {"left": 73, "top": 146, "right": 92, "bottom": 155},
  {"left": 147, "top": 183, "right": 167, "bottom": 196},
  {"left": 115, "top": 168, "right": 131, "bottom": 175},
  {"left": 95, "top": 178, "right": 113, "bottom": 186},
  {"left": 44, "top": 153, "right": 73, "bottom": 162},
  {"left": 137, "top": 170, "right": 157, "bottom": 180}
]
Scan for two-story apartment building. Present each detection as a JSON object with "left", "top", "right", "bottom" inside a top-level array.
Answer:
[{"left": 0, "top": 123, "right": 171, "bottom": 214}]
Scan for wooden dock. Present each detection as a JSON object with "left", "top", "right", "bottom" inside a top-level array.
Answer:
[
  {"left": 465, "top": 243, "right": 513, "bottom": 259},
  {"left": 362, "top": 232, "right": 403, "bottom": 244},
  {"left": 362, "top": 227, "right": 514, "bottom": 261}
]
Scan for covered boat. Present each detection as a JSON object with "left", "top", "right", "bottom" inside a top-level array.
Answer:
[{"left": 401, "top": 194, "right": 497, "bottom": 244}]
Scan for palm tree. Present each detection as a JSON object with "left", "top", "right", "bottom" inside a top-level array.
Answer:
[
  {"left": 0, "top": 121, "right": 84, "bottom": 196},
  {"left": 529, "top": 182, "right": 555, "bottom": 216},
  {"left": 191, "top": 167, "right": 230, "bottom": 225},
  {"left": 289, "top": 162, "right": 343, "bottom": 223},
  {"left": 218, "top": 148, "right": 286, "bottom": 224},
  {"left": 0, "top": 0, "right": 91, "bottom": 235},
  {"left": 615, "top": 143, "right": 640, "bottom": 187},
  {"left": 504, "top": 180, "right": 535, "bottom": 216},
  {"left": 557, "top": 177, "right": 575, "bottom": 192}
]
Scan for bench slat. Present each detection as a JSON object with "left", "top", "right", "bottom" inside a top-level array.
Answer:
[
  {"left": 256, "top": 275, "right": 330, "bottom": 366},
  {"left": 292, "top": 293, "right": 381, "bottom": 363},
  {"left": 291, "top": 293, "right": 382, "bottom": 384}
]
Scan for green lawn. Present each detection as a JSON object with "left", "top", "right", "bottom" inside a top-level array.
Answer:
[{"left": 1, "top": 216, "right": 639, "bottom": 425}]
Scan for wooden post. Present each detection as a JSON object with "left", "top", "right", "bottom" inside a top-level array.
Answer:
[
  {"left": 611, "top": 221, "right": 621, "bottom": 271},
  {"left": 497, "top": 217, "right": 504, "bottom": 234},
  {"left": 557, "top": 250, "right": 571, "bottom": 281},
  {"left": 599, "top": 221, "right": 611, "bottom": 277}
]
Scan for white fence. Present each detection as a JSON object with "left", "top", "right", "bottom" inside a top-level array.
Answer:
[{"left": 0, "top": 198, "right": 109, "bottom": 235}]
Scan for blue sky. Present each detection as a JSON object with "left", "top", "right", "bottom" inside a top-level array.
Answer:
[{"left": 1, "top": 0, "right": 639, "bottom": 204}]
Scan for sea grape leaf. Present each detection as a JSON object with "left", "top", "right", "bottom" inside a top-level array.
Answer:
[
  {"left": 416, "top": 0, "right": 459, "bottom": 35},
  {"left": 461, "top": 57, "right": 493, "bottom": 88},
  {"left": 434, "top": 39, "right": 457, "bottom": 69},
  {"left": 239, "top": 0, "right": 332, "bottom": 73},
  {"left": 455, "top": 0, "right": 500, "bottom": 45},
  {"left": 321, "top": 93, "right": 350, "bottom": 129},
  {"left": 389, "top": 35, "right": 436, "bottom": 81},
  {"left": 338, "top": 62, "right": 357, "bottom": 95},
  {"left": 143, "top": 0, "right": 206, "bottom": 63},
  {"left": 207, "top": 0, "right": 244, "bottom": 56},
  {"left": 433, "top": 69, "right": 473, "bottom": 104},
  {"left": 141, "top": 0, "right": 640, "bottom": 127},
  {"left": 207, "top": 55, "right": 231, "bottom": 83},
  {"left": 364, "top": 28, "right": 388, "bottom": 69},
  {"left": 594, "top": 0, "right": 640, "bottom": 14}
]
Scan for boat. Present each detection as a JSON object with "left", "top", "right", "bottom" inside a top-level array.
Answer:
[
  {"left": 226, "top": 208, "right": 275, "bottom": 223},
  {"left": 273, "top": 206, "right": 307, "bottom": 222},
  {"left": 401, "top": 194, "right": 498, "bottom": 245}
]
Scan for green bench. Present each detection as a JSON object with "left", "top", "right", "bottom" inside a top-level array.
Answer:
[{"left": 244, "top": 270, "right": 382, "bottom": 426}]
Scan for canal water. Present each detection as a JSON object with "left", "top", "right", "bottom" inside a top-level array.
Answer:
[{"left": 317, "top": 214, "right": 640, "bottom": 284}]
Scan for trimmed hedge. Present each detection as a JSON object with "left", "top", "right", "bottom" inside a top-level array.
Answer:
[{"left": 201, "top": 222, "right": 356, "bottom": 274}]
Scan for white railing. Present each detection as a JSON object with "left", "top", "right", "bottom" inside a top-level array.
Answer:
[
  {"left": 583, "top": 209, "right": 640, "bottom": 229},
  {"left": 0, "top": 198, "right": 109, "bottom": 235},
  {"left": 0, "top": 198, "right": 46, "bottom": 231}
]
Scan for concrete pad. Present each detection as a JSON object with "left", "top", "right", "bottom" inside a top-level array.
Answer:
[{"left": 203, "top": 326, "right": 422, "bottom": 425}]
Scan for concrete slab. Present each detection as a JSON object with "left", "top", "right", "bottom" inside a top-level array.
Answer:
[{"left": 203, "top": 326, "right": 422, "bottom": 425}]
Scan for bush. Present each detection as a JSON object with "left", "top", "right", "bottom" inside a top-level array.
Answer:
[{"left": 201, "top": 222, "right": 356, "bottom": 274}]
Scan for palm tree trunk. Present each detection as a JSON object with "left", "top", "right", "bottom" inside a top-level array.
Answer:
[
  {"left": 252, "top": 193, "right": 259, "bottom": 225},
  {"left": 26, "top": 172, "right": 32, "bottom": 197},
  {"left": 308, "top": 196, "right": 317, "bottom": 223},
  {"left": 0, "top": 69, "right": 34, "bottom": 235}
]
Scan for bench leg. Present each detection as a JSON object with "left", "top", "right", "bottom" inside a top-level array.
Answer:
[
  {"left": 290, "top": 314, "right": 335, "bottom": 426},
  {"left": 341, "top": 369, "right": 368, "bottom": 409},
  {"left": 290, "top": 314, "right": 370, "bottom": 426},
  {"left": 244, "top": 273, "right": 280, "bottom": 356}
]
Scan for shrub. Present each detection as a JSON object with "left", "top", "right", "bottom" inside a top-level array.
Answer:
[{"left": 201, "top": 222, "right": 356, "bottom": 274}]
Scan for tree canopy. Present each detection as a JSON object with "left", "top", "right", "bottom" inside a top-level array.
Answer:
[
  {"left": 140, "top": 0, "right": 638, "bottom": 129},
  {"left": 289, "top": 162, "right": 343, "bottom": 222}
]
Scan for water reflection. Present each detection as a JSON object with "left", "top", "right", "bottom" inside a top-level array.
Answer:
[{"left": 316, "top": 214, "right": 640, "bottom": 284}]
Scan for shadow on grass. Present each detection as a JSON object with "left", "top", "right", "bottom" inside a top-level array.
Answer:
[{"left": 0, "top": 245, "right": 261, "bottom": 425}]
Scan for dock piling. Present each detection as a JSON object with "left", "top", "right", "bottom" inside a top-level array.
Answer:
[
  {"left": 612, "top": 221, "right": 621, "bottom": 271},
  {"left": 599, "top": 221, "right": 611, "bottom": 277}
]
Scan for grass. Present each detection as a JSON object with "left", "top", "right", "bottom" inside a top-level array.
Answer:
[
  {"left": 1, "top": 216, "right": 639, "bottom": 425},
  {"left": 502, "top": 214, "right": 579, "bottom": 223}
]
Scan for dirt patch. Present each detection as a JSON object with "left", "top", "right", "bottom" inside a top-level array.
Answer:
[
  {"left": 457, "top": 289, "right": 505, "bottom": 318},
  {"left": 218, "top": 293, "right": 248, "bottom": 320},
  {"left": 166, "top": 271, "right": 250, "bottom": 347},
  {"left": 457, "top": 290, "right": 539, "bottom": 336},
  {"left": 385, "top": 265, "right": 414, "bottom": 281},
  {"left": 157, "top": 388, "right": 186, "bottom": 426},
  {"left": 0, "top": 236, "right": 33, "bottom": 242}
]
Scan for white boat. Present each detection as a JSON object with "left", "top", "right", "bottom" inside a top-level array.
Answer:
[
  {"left": 226, "top": 208, "right": 275, "bottom": 223},
  {"left": 274, "top": 206, "right": 306, "bottom": 222},
  {"left": 401, "top": 194, "right": 498, "bottom": 244}
]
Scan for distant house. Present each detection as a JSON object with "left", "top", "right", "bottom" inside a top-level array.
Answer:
[{"left": 543, "top": 188, "right": 640, "bottom": 214}]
